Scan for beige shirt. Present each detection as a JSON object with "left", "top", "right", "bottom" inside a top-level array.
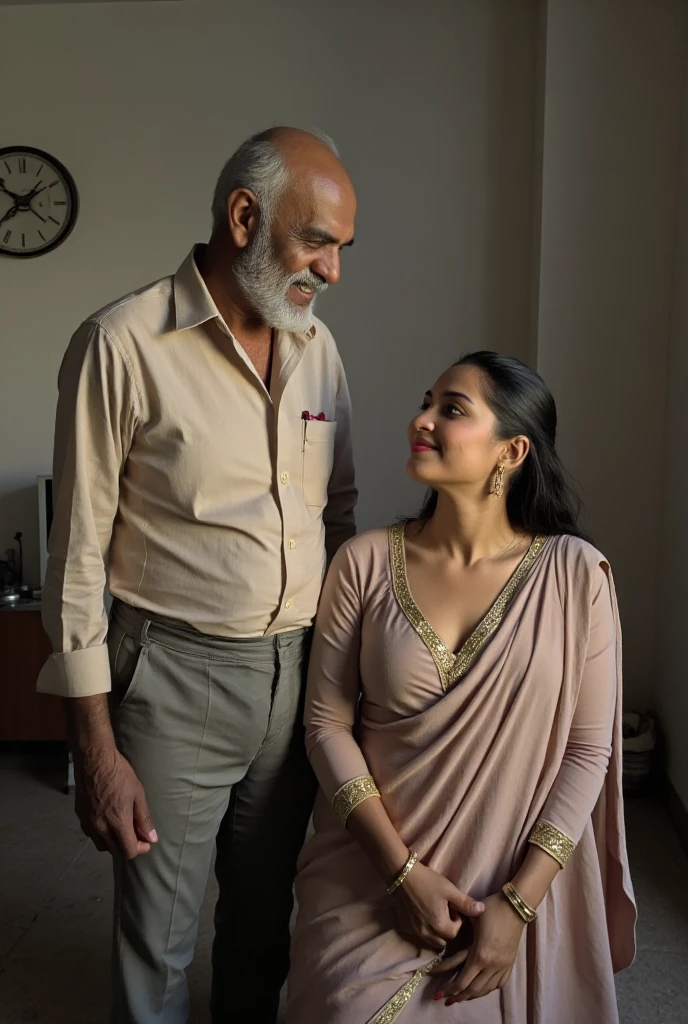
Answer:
[{"left": 38, "top": 246, "right": 356, "bottom": 698}]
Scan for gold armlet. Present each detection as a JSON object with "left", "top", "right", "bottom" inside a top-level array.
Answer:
[
  {"left": 331, "top": 775, "right": 381, "bottom": 825},
  {"left": 528, "top": 820, "right": 576, "bottom": 868}
]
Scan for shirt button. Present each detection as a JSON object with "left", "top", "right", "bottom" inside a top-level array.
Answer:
[
  {"left": 280, "top": 472, "right": 289, "bottom": 485},
  {"left": 285, "top": 599, "right": 292, "bottom": 610},
  {"left": 288, "top": 539, "right": 296, "bottom": 550}
]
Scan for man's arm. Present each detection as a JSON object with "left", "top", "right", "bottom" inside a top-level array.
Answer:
[
  {"left": 323, "top": 355, "right": 357, "bottom": 562},
  {"left": 39, "top": 321, "right": 156, "bottom": 858},
  {"left": 39, "top": 321, "right": 135, "bottom": 698}
]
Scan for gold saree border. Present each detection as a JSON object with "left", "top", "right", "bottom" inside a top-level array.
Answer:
[
  {"left": 366, "top": 956, "right": 442, "bottom": 1024},
  {"left": 389, "top": 524, "right": 547, "bottom": 691},
  {"left": 332, "top": 775, "right": 381, "bottom": 824},
  {"left": 529, "top": 819, "right": 576, "bottom": 868}
]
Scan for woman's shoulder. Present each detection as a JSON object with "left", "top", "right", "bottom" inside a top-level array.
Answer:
[
  {"left": 334, "top": 526, "right": 394, "bottom": 564},
  {"left": 326, "top": 527, "right": 394, "bottom": 596},
  {"left": 547, "top": 533, "right": 611, "bottom": 575}
]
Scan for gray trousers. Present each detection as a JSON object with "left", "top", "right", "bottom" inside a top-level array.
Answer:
[{"left": 107, "top": 601, "right": 316, "bottom": 1024}]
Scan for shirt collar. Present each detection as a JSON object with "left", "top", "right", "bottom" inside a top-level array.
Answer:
[
  {"left": 174, "top": 244, "right": 318, "bottom": 342},
  {"left": 173, "top": 245, "right": 220, "bottom": 332}
]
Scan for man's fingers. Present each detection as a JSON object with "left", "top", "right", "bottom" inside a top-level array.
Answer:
[
  {"left": 428, "top": 949, "right": 469, "bottom": 976},
  {"left": 91, "top": 833, "right": 110, "bottom": 853},
  {"left": 112, "top": 823, "right": 149, "bottom": 860},
  {"left": 133, "top": 794, "right": 158, "bottom": 843},
  {"left": 80, "top": 819, "right": 111, "bottom": 853}
]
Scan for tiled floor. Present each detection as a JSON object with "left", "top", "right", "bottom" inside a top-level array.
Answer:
[{"left": 0, "top": 767, "right": 686, "bottom": 1023}]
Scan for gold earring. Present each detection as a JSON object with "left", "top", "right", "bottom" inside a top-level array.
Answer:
[{"left": 491, "top": 463, "right": 505, "bottom": 498}]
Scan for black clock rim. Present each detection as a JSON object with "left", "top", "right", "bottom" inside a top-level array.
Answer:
[{"left": 0, "top": 145, "right": 79, "bottom": 260}]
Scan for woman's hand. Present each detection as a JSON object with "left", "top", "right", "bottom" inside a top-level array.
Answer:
[
  {"left": 429, "top": 892, "right": 525, "bottom": 1004},
  {"left": 392, "top": 862, "right": 485, "bottom": 952}
]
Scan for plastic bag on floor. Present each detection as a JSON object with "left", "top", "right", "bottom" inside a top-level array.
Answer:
[{"left": 622, "top": 712, "right": 656, "bottom": 794}]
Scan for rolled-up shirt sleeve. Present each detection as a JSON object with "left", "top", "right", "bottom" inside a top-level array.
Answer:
[{"left": 37, "top": 321, "right": 138, "bottom": 698}]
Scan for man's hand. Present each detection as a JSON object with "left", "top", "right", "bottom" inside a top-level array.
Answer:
[
  {"left": 63, "top": 694, "right": 158, "bottom": 860},
  {"left": 74, "top": 745, "right": 158, "bottom": 859},
  {"left": 392, "top": 862, "right": 485, "bottom": 953}
]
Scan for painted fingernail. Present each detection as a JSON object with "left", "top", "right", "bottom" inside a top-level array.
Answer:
[
  {"left": 433, "top": 991, "right": 444, "bottom": 1000},
  {"left": 445, "top": 998, "right": 456, "bottom": 1006},
  {"left": 149, "top": 830, "right": 158, "bottom": 842}
]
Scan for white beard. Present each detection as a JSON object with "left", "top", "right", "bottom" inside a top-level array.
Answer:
[{"left": 234, "top": 216, "right": 328, "bottom": 333}]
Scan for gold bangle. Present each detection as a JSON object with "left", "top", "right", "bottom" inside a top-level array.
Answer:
[
  {"left": 528, "top": 820, "right": 576, "bottom": 869},
  {"left": 386, "top": 850, "right": 419, "bottom": 895},
  {"left": 501, "top": 882, "right": 537, "bottom": 924},
  {"left": 331, "top": 775, "right": 381, "bottom": 825}
]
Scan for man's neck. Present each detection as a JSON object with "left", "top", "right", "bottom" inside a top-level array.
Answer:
[{"left": 198, "top": 240, "right": 273, "bottom": 348}]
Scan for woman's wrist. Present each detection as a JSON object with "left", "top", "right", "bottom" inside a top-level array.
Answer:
[
  {"left": 501, "top": 882, "right": 536, "bottom": 924},
  {"left": 511, "top": 844, "right": 562, "bottom": 909},
  {"left": 386, "top": 850, "right": 418, "bottom": 894}
]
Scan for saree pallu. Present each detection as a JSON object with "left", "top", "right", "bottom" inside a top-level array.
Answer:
[{"left": 287, "top": 529, "right": 636, "bottom": 1023}]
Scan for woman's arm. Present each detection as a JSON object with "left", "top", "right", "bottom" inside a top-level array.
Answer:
[
  {"left": 519, "top": 562, "right": 617, "bottom": 896},
  {"left": 306, "top": 541, "right": 484, "bottom": 951},
  {"left": 435, "top": 562, "right": 619, "bottom": 1004}
]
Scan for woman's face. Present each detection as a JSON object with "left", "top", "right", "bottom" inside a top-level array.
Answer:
[{"left": 406, "top": 364, "right": 509, "bottom": 494}]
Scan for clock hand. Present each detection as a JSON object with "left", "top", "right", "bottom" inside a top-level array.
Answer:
[
  {"left": 0, "top": 178, "right": 21, "bottom": 202},
  {"left": 24, "top": 188, "right": 48, "bottom": 216},
  {"left": 0, "top": 204, "right": 19, "bottom": 227},
  {"left": 23, "top": 182, "right": 45, "bottom": 202},
  {"left": 28, "top": 207, "right": 47, "bottom": 224}
]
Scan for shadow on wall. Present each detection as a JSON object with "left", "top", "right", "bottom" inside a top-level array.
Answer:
[{"left": 0, "top": 484, "right": 40, "bottom": 588}]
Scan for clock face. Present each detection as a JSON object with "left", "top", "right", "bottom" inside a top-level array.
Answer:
[{"left": 0, "top": 147, "right": 78, "bottom": 259}]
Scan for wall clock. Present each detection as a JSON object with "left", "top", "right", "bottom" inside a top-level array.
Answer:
[{"left": 0, "top": 146, "right": 79, "bottom": 259}]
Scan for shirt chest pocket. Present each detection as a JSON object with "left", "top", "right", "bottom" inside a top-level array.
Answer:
[{"left": 301, "top": 419, "right": 337, "bottom": 508}]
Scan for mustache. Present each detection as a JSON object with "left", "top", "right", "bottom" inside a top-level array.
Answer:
[{"left": 289, "top": 270, "right": 328, "bottom": 294}]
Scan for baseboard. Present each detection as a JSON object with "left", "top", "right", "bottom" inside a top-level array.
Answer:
[{"left": 664, "top": 776, "right": 688, "bottom": 857}]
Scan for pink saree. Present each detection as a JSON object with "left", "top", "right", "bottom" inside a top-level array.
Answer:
[{"left": 287, "top": 527, "right": 636, "bottom": 1023}]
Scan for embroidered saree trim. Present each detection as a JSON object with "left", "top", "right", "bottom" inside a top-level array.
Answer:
[
  {"left": 388, "top": 524, "right": 547, "bottom": 691},
  {"left": 529, "top": 819, "right": 576, "bottom": 868},
  {"left": 366, "top": 956, "right": 442, "bottom": 1024},
  {"left": 332, "top": 775, "right": 380, "bottom": 824}
]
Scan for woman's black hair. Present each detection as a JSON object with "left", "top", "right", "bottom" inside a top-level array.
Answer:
[{"left": 405, "top": 351, "right": 588, "bottom": 540}]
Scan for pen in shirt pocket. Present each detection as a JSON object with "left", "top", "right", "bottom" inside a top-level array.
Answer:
[{"left": 301, "top": 410, "right": 328, "bottom": 451}]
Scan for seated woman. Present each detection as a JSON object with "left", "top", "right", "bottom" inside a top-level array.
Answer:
[{"left": 286, "top": 351, "right": 636, "bottom": 1023}]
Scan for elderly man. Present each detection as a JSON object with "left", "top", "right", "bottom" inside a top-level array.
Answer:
[{"left": 38, "top": 127, "right": 357, "bottom": 1024}]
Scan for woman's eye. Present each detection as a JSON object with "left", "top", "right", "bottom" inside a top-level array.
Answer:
[
  {"left": 445, "top": 404, "right": 463, "bottom": 416},
  {"left": 419, "top": 402, "right": 429, "bottom": 412}
]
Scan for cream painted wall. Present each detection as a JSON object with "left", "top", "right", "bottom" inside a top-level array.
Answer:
[
  {"left": 657, "top": 6, "right": 688, "bottom": 808},
  {"left": 534, "top": 0, "right": 685, "bottom": 707},
  {"left": 0, "top": 0, "right": 537, "bottom": 587},
  {"left": 2, "top": 0, "right": 687, "bottom": 728}
]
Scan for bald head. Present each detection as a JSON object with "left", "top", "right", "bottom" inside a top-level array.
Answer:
[{"left": 211, "top": 126, "right": 353, "bottom": 231}]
